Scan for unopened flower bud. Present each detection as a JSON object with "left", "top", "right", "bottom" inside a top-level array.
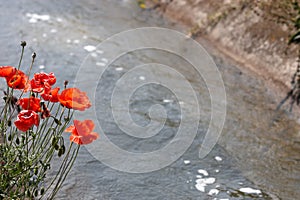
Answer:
[
  {"left": 54, "top": 118, "right": 62, "bottom": 125},
  {"left": 32, "top": 52, "right": 36, "bottom": 59},
  {"left": 61, "top": 145, "right": 65, "bottom": 155},
  {"left": 20, "top": 41, "right": 27, "bottom": 47},
  {"left": 34, "top": 189, "right": 39, "bottom": 197},
  {"left": 51, "top": 137, "right": 57, "bottom": 146},
  {"left": 16, "top": 137, "right": 20, "bottom": 145},
  {"left": 54, "top": 143, "right": 59, "bottom": 150},
  {"left": 58, "top": 148, "right": 63, "bottom": 157},
  {"left": 64, "top": 80, "right": 69, "bottom": 88},
  {"left": 40, "top": 187, "right": 45, "bottom": 195}
]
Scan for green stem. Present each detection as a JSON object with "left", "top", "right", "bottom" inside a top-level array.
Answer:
[{"left": 49, "top": 145, "right": 80, "bottom": 199}]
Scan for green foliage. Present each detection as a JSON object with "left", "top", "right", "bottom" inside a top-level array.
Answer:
[
  {"left": 0, "top": 44, "right": 80, "bottom": 200},
  {"left": 289, "top": 1, "right": 300, "bottom": 44}
]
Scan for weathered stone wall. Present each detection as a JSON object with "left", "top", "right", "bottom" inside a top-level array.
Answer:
[{"left": 147, "top": 0, "right": 298, "bottom": 90}]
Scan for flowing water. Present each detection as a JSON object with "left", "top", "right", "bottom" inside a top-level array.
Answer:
[{"left": 0, "top": 0, "right": 300, "bottom": 199}]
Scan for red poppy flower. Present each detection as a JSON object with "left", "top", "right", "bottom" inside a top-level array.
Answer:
[
  {"left": 0, "top": 66, "right": 16, "bottom": 77},
  {"left": 30, "top": 72, "right": 56, "bottom": 93},
  {"left": 41, "top": 87, "right": 60, "bottom": 102},
  {"left": 14, "top": 110, "right": 40, "bottom": 132},
  {"left": 58, "top": 88, "right": 91, "bottom": 111},
  {"left": 65, "top": 120, "right": 99, "bottom": 145},
  {"left": 0, "top": 66, "right": 29, "bottom": 90},
  {"left": 17, "top": 97, "right": 41, "bottom": 112}
]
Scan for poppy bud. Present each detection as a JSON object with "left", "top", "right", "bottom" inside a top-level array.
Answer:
[
  {"left": 21, "top": 41, "right": 27, "bottom": 47},
  {"left": 58, "top": 148, "right": 63, "bottom": 157},
  {"left": 54, "top": 143, "right": 59, "bottom": 151},
  {"left": 40, "top": 187, "right": 45, "bottom": 195},
  {"left": 32, "top": 52, "right": 36, "bottom": 59},
  {"left": 61, "top": 145, "right": 65, "bottom": 155},
  {"left": 54, "top": 118, "right": 62, "bottom": 125},
  {"left": 64, "top": 80, "right": 69, "bottom": 88},
  {"left": 15, "top": 137, "right": 20, "bottom": 145},
  {"left": 34, "top": 189, "right": 39, "bottom": 197},
  {"left": 51, "top": 137, "right": 57, "bottom": 146},
  {"left": 21, "top": 135, "right": 25, "bottom": 143}
]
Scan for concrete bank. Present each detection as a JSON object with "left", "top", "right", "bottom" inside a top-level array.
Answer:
[{"left": 145, "top": 0, "right": 298, "bottom": 92}]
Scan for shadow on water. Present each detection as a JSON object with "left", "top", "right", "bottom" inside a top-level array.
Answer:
[{"left": 0, "top": 0, "right": 299, "bottom": 199}]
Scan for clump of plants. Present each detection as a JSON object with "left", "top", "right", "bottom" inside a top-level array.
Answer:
[{"left": 0, "top": 41, "right": 99, "bottom": 199}]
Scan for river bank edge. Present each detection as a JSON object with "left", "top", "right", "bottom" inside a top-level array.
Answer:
[{"left": 144, "top": 0, "right": 298, "bottom": 97}]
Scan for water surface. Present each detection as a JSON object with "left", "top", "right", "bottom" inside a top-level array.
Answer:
[{"left": 0, "top": 0, "right": 299, "bottom": 199}]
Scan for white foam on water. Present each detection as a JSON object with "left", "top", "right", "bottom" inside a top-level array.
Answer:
[
  {"left": 208, "top": 188, "right": 219, "bottom": 196},
  {"left": 163, "top": 99, "right": 172, "bottom": 103},
  {"left": 56, "top": 17, "right": 63, "bottom": 22},
  {"left": 96, "top": 50, "right": 104, "bottom": 54},
  {"left": 215, "top": 156, "right": 223, "bottom": 162},
  {"left": 101, "top": 58, "right": 108, "bottom": 63},
  {"left": 197, "top": 169, "right": 209, "bottom": 176},
  {"left": 115, "top": 67, "right": 123, "bottom": 71},
  {"left": 195, "top": 177, "right": 216, "bottom": 193},
  {"left": 183, "top": 160, "right": 190, "bottom": 165},
  {"left": 39, "top": 65, "right": 45, "bottom": 69},
  {"left": 195, "top": 183, "right": 206, "bottom": 192},
  {"left": 96, "top": 62, "right": 106, "bottom": 67},
  {"left": 91, "top": 53, "right": 98, "bottom": 57},
  {"left": 66, "top": 39, "right": 71, "bottom": 43},
  {"left": 50, "top": 29, "right": 57, "bottom": 33},
  {"left": 139, "top": 76, "right": 146, "bottom": 80},
  {"left": 239, "top": 187, "right": 262, "bottom": 194},
  {"left": 84, "top": 45, "right": 96, "bottom": 52},
  {"left": 26, "top": 13, "right": 50, "bottom": 23},
  {"left": 73, "top": 39, "right": 80, "bottom": 44},
  {"left": 42, "top": 33, "right": 47, "bottom": 38},
  {"left": 29, "top": 18, "right": 37, "bottom": 23},
  {"left": 200, "top": 177, "right": 215, "bottom": 184}
]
